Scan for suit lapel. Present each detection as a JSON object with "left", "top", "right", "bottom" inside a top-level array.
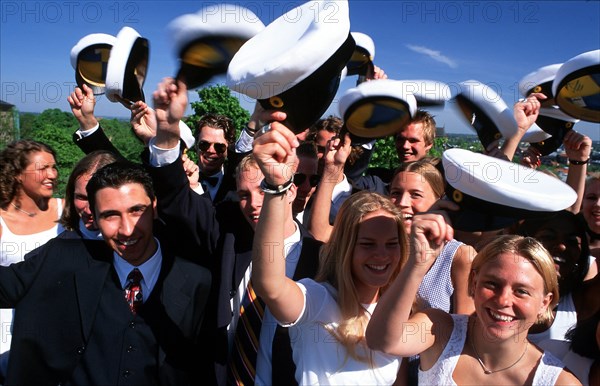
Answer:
[
  {"left": 158, "top": 255, "right": 191, "bottom": 327},
  {"left": 74, "top": 241, "right": 112, "bottom": 342}
]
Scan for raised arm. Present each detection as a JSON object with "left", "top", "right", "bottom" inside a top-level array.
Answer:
[
  {"left": 153, "top": 77, "right": 188, "bottom": 149},
  {"left": 564, "top": 130, "right": 592, "bottom": 213},
  {"left": 68, "top": 84, "right": 120, "bottom": 155},
  {"left": 366, "top": 213, "right": 452, "bottom": 356},
  {"left": 148, "top": 78, "right": 218, "bottom": 261},
  {"left": 129, "top": 101, "right": 157, "bottom": 146},
  {"left": 251, "top": 122, "right": 304, "bottom": 324},
  {"left": 307, "top": 134, "right": 351, "bottom": 242},
  {"left": 499, "top": 92, "right": 546, "bottom": 161},
  {"left": 451, "top": 243, "right": 476, "bottom": 315},
  {"left": 68, "top": 84, "right": 99, "bottom": 131}
]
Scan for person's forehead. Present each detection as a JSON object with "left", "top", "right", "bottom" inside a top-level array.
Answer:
[
  {"left": 397, "top": 122, "right": 425, "bottom": 139},
  {"left": 97, "top": 183, "right": 149, "bottom": 199},
  {"left": 316, "top": 129, "right": 336, "bottom": 142},
  {"left": 198, "top": 125, "right": 226, "bottom": 140},
  {"left": 26, "top": 151, "right": 55, "bottom": 166},
  {"left": 237, "top": 165, "right": 263, "bottom": 185}
]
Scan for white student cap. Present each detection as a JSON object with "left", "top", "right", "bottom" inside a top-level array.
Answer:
[
  {"left": 527, "top": 106, "right": 579, "bottom": 155},
  {"left": 227, "top": 0, "right": 355, "bottom": 134},
  {"left": 454, "top": 80, "right": 518, "bottom": 149},
  {"left": 168, "top": 4, "right": 265, "bottom": 90},
  {"left": 346, "top": 32, "right": 375, "bottom": 77},
  {"left": 70, "top": 33, "right": 116, "bottom": 95},
  {"left": 105, "top": 27, "right": 149, "bottom": 104},
  {"left": 518, "top": 63, "right": 562, "bottom": 107},
  {"left": 442, "top": 148, "right": 577, "bottom": 231},
  {"left": 553, "top": 49, "right": 600, "bottom": 123},
  {"left": 339, "top": 79, "right": 417, "bottom": 139}
]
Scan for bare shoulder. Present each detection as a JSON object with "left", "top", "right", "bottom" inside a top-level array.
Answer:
[
  {"left": 554, "top": 368, "right": 583, "bottom": 386},
  {"left": 454, "top": 244, "right": 476, "bottom": 265}
]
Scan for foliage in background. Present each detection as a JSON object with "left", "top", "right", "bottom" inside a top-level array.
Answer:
[
  {"left": 5, "top": 109, "right": 141, "bottom": 196},
  {"left": 187, "top": 85, "right": 251, "bottom": 139},
  {"left": 368, "top": 136, "right": 450, "bottom": 170},
  {"left": 1, "top": 106, "right": 598, "bottom": 197}
]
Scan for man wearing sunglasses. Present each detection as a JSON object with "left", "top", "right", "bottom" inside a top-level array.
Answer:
[
  {"left": 293, "top": 142, "right": 320, "bottom": 223},
  {"left": 194, "top": 114, "right": 238, "bottom": 204}
]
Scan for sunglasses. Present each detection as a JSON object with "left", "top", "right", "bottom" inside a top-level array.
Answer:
[
  {"left": 197, "top": 140, "right": 227, "bottom": 154},
  {"left": 293, "top": 173, "right": 320, "bottom": 187}
]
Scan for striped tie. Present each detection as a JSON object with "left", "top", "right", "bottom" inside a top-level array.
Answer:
[
  {"left": 124, "top": 268, "right": 143, "bottom": 314},
  {"left": 228, "top": 280, "right": 265, "bottom": 385}
]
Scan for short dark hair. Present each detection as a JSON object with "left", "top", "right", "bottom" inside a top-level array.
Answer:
[
  {"left": 296, "top": 141, "right": 318, "bottom": 160},
  {"left": 307, "top": 115, "right": 343, "bottom": 142},
  {"left": 196, "top": 113, "right": 236, "bottom": 145},
  {"left": 86, "top": 161, "right": 155, "bottom": 215}
]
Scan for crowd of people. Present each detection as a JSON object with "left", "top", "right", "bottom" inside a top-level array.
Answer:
[
  {"left": 0, "top": 71, "right": 598, "bottom": 385},
  {"left": 0, "top": 8, "right": 599, "bottom": 384}
]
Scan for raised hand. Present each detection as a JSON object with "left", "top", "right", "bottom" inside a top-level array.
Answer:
[
  {"left": 252, "top": 122, "right": 299, "bottom": 186},
  {"left": 409, "top": 213, "right": 453, "bottom": 271},
  {"left": 182, "top": 152, "right": 200, "bottom": 190},
  {"left": 514, "top": 92, "right": 546, "bottom": 132},
  {"left": 564, "top": 130, "right": 592, "bottom": 163},
  {"left": 129, "top": 101, "right": 157, "bottom": 146},
  {"left": 67, "top": 84, "right": 98, "bottom": 131},
  {"left": 152, "top": 77, "right": 188, "bottom": 148}
]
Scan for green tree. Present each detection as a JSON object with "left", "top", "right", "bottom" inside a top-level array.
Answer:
[
  {"left": 18, "top": 109, "right": 142, "bottom": 196},
  {"left": 96, "top": 118, "right": 145, "bottom": 161},
  {"left": 369, "top": 135, "right": 449, "bottom": 170},
  {"left": 27, "top": 110, "right": 83, "bottom": 196},
  {"left": 187, "top": 85, "right": 250, "bottom": 137}
]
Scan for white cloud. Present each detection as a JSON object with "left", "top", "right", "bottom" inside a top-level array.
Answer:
[{"left": 406, "top": 44, "right": 458, "bottom": 69}]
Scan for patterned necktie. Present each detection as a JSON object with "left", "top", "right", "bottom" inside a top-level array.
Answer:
[
  {"left": 228, "top": 280, "right": 265, "bottom": 385},
  {"left": 124, "top": 268, "right": 143, "bottom": 314}
]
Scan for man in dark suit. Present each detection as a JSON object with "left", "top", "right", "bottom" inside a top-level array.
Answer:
[
  {"left": 193, "top": 113, "right": 238, "bottom": 204},
  {"left": 0, "top": 162, "right": 211, "bottom": 385},
  {"left": 149, "top": 77, "right": 322, "bottom": 386}
]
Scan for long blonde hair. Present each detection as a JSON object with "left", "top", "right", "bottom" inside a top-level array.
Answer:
[{"left": 315, "top": 191, "right": 408, "bottom": 363}]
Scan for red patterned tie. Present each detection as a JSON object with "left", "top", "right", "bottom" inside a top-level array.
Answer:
[
  {"left": 124, "top": 268, "right": 143, "bottom": 314},
  {"left": 228, "top": 280, "right": 265, "bottom": 385}
]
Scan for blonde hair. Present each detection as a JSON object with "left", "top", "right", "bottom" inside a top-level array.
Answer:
[
  {"left": 585, "top": 172, "right": 600, "bottom": 189},
  {"left": 315, "top": 191, "right": 408, "bottom": 363},
  {"left": 391, "top": 157, "right": 444, "bottom": 199},
  {"left": 468, "top": 235, "right": 559, "bottom": 324}
]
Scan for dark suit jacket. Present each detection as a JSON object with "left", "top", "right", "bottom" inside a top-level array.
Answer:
[
  {"left": 72, "top": 125, "right": 122, "bottom": 156},
  {"left": 147, "top": 154, "right": 323, "bottom": 386},
  {"left": 0, "top": 237, "right": 211, "bottom": 385}
]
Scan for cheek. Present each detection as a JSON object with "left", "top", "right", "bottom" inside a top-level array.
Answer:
[{"left": 74, "top": 199, "right": 88, "bottom": 213}]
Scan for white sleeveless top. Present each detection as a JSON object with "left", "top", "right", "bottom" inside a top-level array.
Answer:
[
  {"left": 416, "top": 239, "right": 462, "bottom": 313},
  {"left": 0, "top": 198, "right": 64, "bottom": 370},
  {"left": 419, "top": 314, "right": 565, "bottom": 386},
  {"left": 0, "top": 199, "right": 64, "bottom": 266}
]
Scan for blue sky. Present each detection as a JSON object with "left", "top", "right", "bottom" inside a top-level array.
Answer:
[{"left": 1, "top": 0, "right": 599, "bottom": 140}]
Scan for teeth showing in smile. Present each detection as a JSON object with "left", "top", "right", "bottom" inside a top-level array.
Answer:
[
  {"left": 401, "top": 213, "right": 413, "bottom": 220},
  {"left": 120, "top": 239, "right": 137, "bottom": 246},
  {"left": 489, "top": 310, "right": 514, "bottom": 322},
  {"left": 367, "top": 264, "right": 387, "bottom": 271}
]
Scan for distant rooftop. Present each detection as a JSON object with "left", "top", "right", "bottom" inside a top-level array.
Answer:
[{"left": 0, "top": 100, "right": 15, "bottom": 108}]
